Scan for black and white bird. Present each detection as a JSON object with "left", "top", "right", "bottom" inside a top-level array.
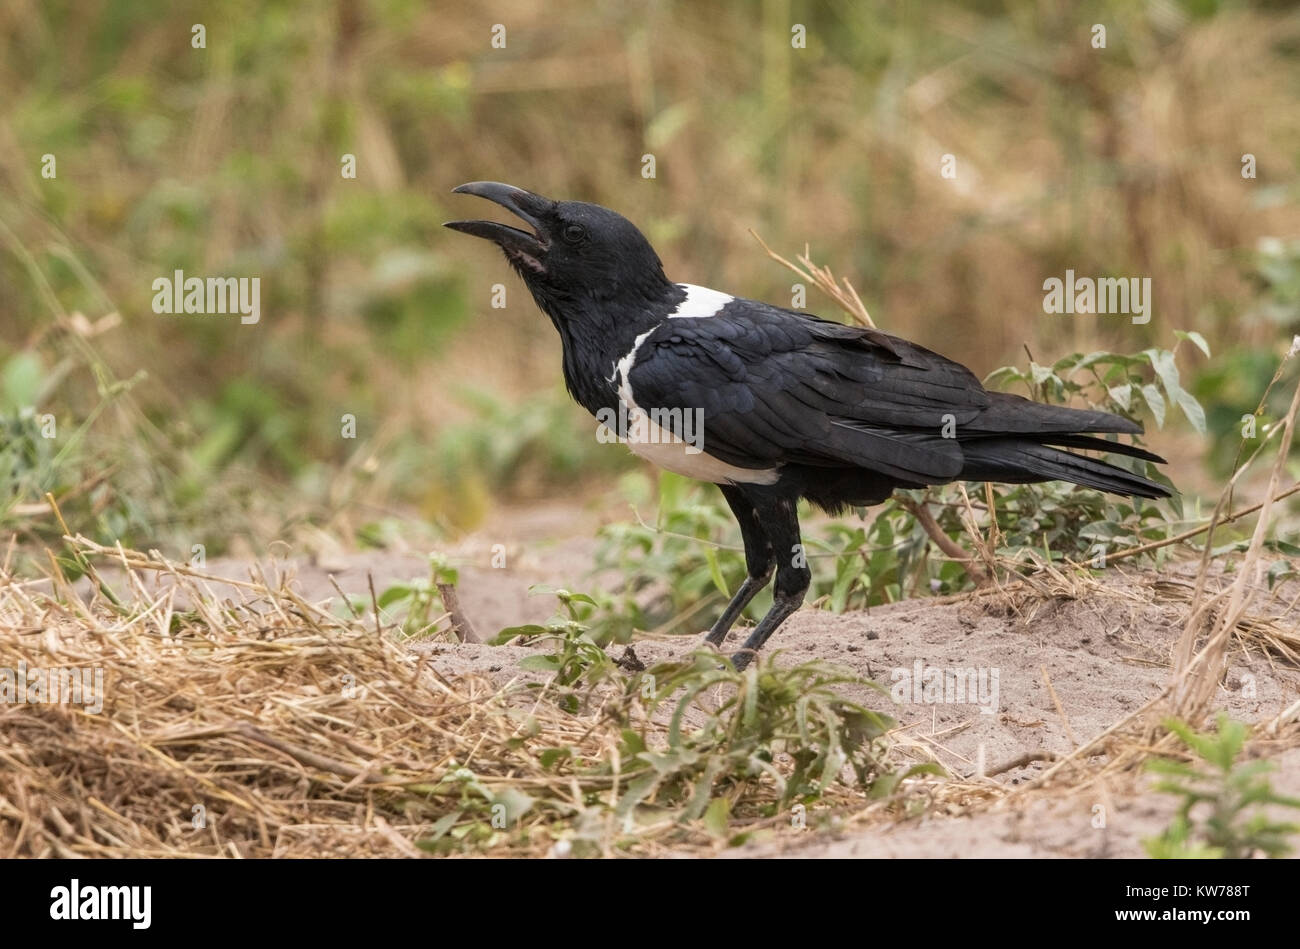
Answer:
[{"left": 446, "top": 182, "right": 1170, "bottom": 669}]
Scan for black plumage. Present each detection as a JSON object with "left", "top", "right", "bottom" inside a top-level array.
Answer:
[{"left": 446, "top": 182, "right": 1171, "bottom": 668}]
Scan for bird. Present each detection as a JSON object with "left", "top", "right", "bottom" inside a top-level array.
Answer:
[{"left": 445, "top": 181, "right": 1171, "bottom": 670}]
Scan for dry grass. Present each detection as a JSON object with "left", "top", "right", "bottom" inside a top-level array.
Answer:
[
  {"left": 4, "top": 521, "right": 1299, "bottom": 857},
  {"left": 1, "top": 538, "right": 577, "bottom": 857},
  {"left": 0, "top": 532, "right": 919, "bottom": 857}
]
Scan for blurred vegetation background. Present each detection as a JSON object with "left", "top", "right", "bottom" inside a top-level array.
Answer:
[{"left": 1, "top": 0, "right": 1298, "bottom": 558}]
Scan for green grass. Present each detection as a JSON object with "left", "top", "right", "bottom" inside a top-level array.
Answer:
[
  {"left": 1145, "top": 715, "right": 1300, "bottom": 859},
  {"left": 2, "top": 0, "right": 1298, "bottom": 549}
]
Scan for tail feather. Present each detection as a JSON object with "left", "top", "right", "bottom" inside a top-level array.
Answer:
[
  {"left": 969, "top": 392, "right": 1144, "bottom": 436},
  {"left": 960, "top": 439, "right": 1170, "bottom": 499},
  {"left": 1029, "top": 433, "right": 1165, "bottom": 464}
]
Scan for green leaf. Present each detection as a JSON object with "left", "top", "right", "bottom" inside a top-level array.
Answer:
[
  {"left": 1174, "top": 330, "right": 1211, "bottom": 358},
  {"left": 983, "top": 366, "right": 1024, "bottom": 389},
  {"left": 518, "top": 654, "right": 562, "bottom": 672},
  {"left": 616, "top": 770, "right": 662, "bottom": 817},
  {"left": 1145, "top": 347, "right": 1206, "bottom": 434},
  {"left": 538, "top": 747, "right": 572, "bottom": 769},
  {"left": 619, "top": 729, "right": 648, "bottom": 757},
  {"left": 422, "top": 810, "right": 462, "bottom": 843},
  {"left": 1029, "top": 362, "right": 1056, "bottom": 385},
  {"left": 703, "top": 797, "right": 731, "bottom": 837},
  {"left": 492, "top": 787, "right": 535, "bottom": 822},
  {"left": 1173, "top": 388, "right": 1207, "bottom": 435},
  {"left": 1080, "top": 519, "right": 1128, "bottom": 540},
  {"left": 902, "top": 762, "right": 948, "bottom": 779},
  {"left": 703, "top": 547, "right": 729, "bottom": 598},
  {"left": 830, "top": 557, "right": 857, "bottom": 613},
  {"left": 1140, "top": 384, "right": 1166, "bottom": 429},
  {"left": 1, "top": 353, "right": 43, "bottom": 410},
  {"left": 1145, "top": 348, "right": 1181, "bottom": 397},
  {"left": 376, "top": 584, "right": 412, "bottom": 608}
]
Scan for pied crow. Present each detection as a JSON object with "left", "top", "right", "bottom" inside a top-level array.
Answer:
[{"left": 446, "top": 181, "right": 1170, "bottom": 670}]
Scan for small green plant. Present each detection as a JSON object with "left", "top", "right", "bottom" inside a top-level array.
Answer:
[
  {"left": 492, "top": 596, "right": 941, "bottom": 839},
  {"left": 373, "top": 553, "right": 460, "bottom": 639},
  {"left": 611, "top": 652, "right": 911, "bottom": 829},
  {"left": 414, "top": 766, "right": 536, "bottom": 856},
  {"left": 492, "top": 588, "right": 621, "bottom": 710},
  {"left": 1144, "top": 714, "right": 1300, "bottom": 859}
]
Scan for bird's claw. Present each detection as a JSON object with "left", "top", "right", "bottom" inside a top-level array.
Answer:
[{"left": 729, "top": 649, "right": 756, "bottom": 672}]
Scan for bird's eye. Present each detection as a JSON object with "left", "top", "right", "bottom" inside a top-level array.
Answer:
[{"left": 562, "top": 223, "right": 587, "bottom": 244}]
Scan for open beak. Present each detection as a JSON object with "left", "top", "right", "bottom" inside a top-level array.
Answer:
[{"left": 444, "top": 182, "right": 553, "bottom": 267}]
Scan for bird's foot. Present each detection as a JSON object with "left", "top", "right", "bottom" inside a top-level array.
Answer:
[{"left": 729, "top": 648, "right": 757, "bottom": 672}]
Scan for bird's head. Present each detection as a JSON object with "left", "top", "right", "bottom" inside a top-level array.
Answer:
[{"left": 445, "top": 182, "right": 671, "bottom": 313}]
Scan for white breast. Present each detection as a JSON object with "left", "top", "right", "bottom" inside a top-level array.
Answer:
[{"left": 620, "top": 421, "right": 780, "bottom": 485}]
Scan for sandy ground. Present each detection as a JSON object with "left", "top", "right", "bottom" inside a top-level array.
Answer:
[{"left": 156, "top": 508, "right": 1300, "bottom": 858}]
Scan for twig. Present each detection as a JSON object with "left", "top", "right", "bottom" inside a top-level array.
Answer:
[
  {"left": 984, "top": 750, "right": 1056, "bottom": 778},
  {"left": 1041, "top": 665, "right": 1079, "bottom": 747},
  {"left": 895, "top": 496, "right": 989, "bottom": 587},
  {"left": 371, "top": 816, "right": 426, "bottom": 858},
  {"left": 1100, "top": 480, "right": 1300, "bottom": 565},
  {"left": 367, "top": 571, "right": 383, "bottom": 638},
  {"left": 436, "top": 582, "right": 482, "bottom": 644},
  {"left": 749, "top": 229, "right": 875, "bottom": 327}
]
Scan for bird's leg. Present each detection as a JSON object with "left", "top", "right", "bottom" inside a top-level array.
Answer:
[
  {"left": 704, "top": 485, "right": 774, "bottom": 647},
  {"left": 731, "top": 495, "right": 809, "bottom": 671}
]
